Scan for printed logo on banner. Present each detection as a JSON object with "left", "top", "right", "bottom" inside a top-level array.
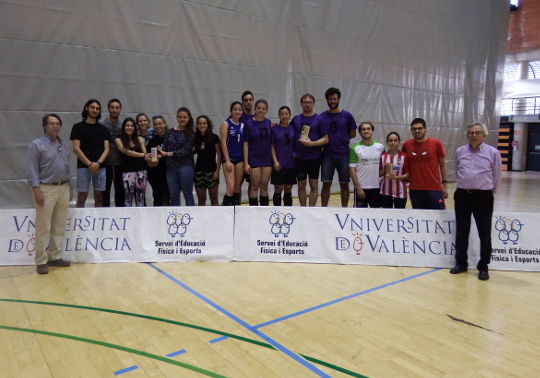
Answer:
[
  {"left": 334, "top": 213, "right": 456, "bottom": 256},
  {"left": 6, "top": 214, "right": 133, "bottom": 254},
  {"left": 6, "top": 215, "right": 35, "bottom": 255},
  {"left": 166, "top": 211, "right": 193, "bottom": 238},
  {"left": 155, "top": 211, "right": 204, "bottom": 255},
  {"left": 253, "top": 211, "right": 307, "bottom": 256},
  {"left": 269, "top": 210, "right": 295, "bottom": 237},
  {"left": 494, "top": 216, "right": 523, "bottom": 245}
]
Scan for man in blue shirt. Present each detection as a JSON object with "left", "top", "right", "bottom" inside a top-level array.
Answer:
[{"left": 27, "top": 114, "right": 72, "bottom": 274}]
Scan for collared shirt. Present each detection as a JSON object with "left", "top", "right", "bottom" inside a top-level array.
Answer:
[
  {"left": 455, "top": 142, "right": 502, "bottom": 192},
  {"left": 27, "top": 134, "right": 71, "bottom": 187}
]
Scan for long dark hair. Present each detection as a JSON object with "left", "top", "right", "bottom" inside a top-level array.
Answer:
[
  {"left": 81, "top": 99, "right": 101, "bottom": 121},
  {"left": 194, "top": 115, "right": 214, "bottom": 149},
  {"left": 177, "top": 107, "right": 194, "bottom": 138},
  {"left": 119, "top": 117, "right": 142, "bottom": 151}
]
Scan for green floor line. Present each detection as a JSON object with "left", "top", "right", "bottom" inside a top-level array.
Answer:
[
  {"left": 0, "top": 325, "right": 225, "bottom": 378},
  {"left": 0, "top": 298, "right": 365, "bottom": 377}
]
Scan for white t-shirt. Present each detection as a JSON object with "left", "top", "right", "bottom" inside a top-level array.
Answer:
[{"left": 349, "top": 141, "right": 385, "bottom": 189}]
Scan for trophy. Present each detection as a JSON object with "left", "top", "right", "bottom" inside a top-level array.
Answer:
[
  {"left": 300, "top": 124, "right": 310, "bottom": 141},
  {"left": 151, "top": 147, "right": 158, "bottom": 163}
]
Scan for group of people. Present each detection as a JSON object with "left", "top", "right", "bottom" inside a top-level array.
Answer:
[{"left": 26, "top": 87, "right": 502, "bottom": 279}]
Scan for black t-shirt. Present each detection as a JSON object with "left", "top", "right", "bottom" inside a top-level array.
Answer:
[
  {"left": 70, "top": 121, "right": 111, "bottom": 169},
  {"left": 194, "top": 133, "right": 220, "bottom": 172},
  {"left": 121, "top": 144, "right": 147, "bottom": 173}
]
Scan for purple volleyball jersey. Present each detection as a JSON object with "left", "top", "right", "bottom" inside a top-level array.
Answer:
[
  {"left": 320, "top": 110, "right": 357, "bottom": 158},
  {"left": 244, "top": 118, "right": 272, "bottom": 167},
  {"left": 271, "top": 124, "right": 295, "bottom": 169},
  {"left": 290, "top": 113, "right": 328, "bottom": 160}
]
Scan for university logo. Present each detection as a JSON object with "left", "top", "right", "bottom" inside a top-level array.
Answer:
[
  {"left": 269, "top": 211, "right": 295, "bottom": 237},
  {"left": 494, "top": 216, "right": 523, "bottom": 245},
  {"left": 335, "top": 232, "right": 364, "bottom": 255},
  {"left": 166, "top": 212, "right": 193, "bottom": 238}
]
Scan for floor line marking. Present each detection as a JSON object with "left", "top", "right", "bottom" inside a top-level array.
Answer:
[
  {"left": 166, "top": 348, "right": 187, "bottom": 357},
  {"left": 147, "top": 262, "right": 331, "bottom": 378},
  {"left": 114, "top": 365, "right": 138, "bottom": 375},
  {"left": 253, "top": 268, "right": 442, "bottom": 329}
]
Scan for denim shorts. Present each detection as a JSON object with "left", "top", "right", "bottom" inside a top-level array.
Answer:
[
  {"left": 321, "top": 155, "right": 350, "bottom": 183},
  {"left": 77, "top": 167, "right": 106, "bottom": 192}
]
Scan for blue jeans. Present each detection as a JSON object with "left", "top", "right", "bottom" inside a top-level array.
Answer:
[{"left": 166, "top": 165, "right": 195, "bottom": 206}]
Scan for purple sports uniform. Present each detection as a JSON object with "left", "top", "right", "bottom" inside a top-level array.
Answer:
[
  {"left": 320, "top": 110, "right": 356, "bottom": 158},
  {"left": 244, "top": 118, "right": 272, "bottom": 167},
  {"left": 290, "top": 114, "right": 328, "bottom": 159},
  {"left": 271, "top": 124, "right": 295, "bottom": 169}
]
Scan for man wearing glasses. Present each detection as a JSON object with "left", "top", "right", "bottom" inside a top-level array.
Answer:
[
  {"left": 27, "top": 114, "right": 73, "bottom": 274},
  {"left": 450, "top": 123, "right": 502, "bottom": 281},
  {"left": 290, "top": 93, "right": 328, "bottom": 206}
]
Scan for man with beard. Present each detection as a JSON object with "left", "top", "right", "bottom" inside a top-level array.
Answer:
[
  {"left": 101, "top": 98, "right": 124, "bottom": 207},
  {"left": 320, "top": 87, "right": 357, "bottom": 207},
  {"left": 290, "top": 93, "right": 328, "bottom": 206},
  {"left": 70, "top": 99, "right": 110, "bottom": 207},
  {"left": 401, "top": 118, "right": 448, "bottom": 209}
]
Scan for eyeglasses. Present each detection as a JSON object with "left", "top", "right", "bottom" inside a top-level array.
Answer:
[{"left": 467, "top": 131, "right": 484, "bottom": 136}]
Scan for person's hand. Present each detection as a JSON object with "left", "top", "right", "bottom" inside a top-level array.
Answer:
[
  {"left": 273, "top": 162, "right": 281, "bottom": 172},
  {"left": 443, "top": 187, "right": 448, "bottom": 199},
  {"left": 299, "top": 138, "right": 313, "bottom": 147},
  {"left": 88, "top": 162, "right": 100, "bottom": 174},
  {"left": 212, "top": 170, "right": 220, "bottom": 181},
  {"left": 32, "top": 187, "right": 44, "bottom": 207},
  {"left": 225, "top": 161, "right": 233, "bottom": 173},
  {"left": 356, "top": 187, "right": 365, "bottom": 199},
  {"left": 244, "top": 163, "right": 251, "bottom": 175}
]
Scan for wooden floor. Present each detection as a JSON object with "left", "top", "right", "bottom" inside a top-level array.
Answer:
[{"left": 1, "top": 171, "right": 540, "bottom": 377}]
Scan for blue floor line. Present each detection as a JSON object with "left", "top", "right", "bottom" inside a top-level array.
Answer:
[
  {"left": 114, "top": 365, "right": 138, "bottom": 375},
  {"left": 209, "top": 336, "right": 228, "bottom": 344},
  {"left": 166, "top": 349, "right": 187, "bottom": 357},
  {"left": 253, "top": 268, "right": 442, "bottom": 329},
  {"left": 147, "top": 262, "right": 330, "bottom": 378}
]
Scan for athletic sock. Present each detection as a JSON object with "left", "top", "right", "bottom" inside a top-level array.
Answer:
[
  {"left": 272, "top": 193, "right": 282, "bottom": 206},
  {"left": 248, "top": 197, "right": 259, "bottom": 206},
  {"left": 283, "top": 192, "right": 293, "bottom": 206},
  {"left": 259, "top": 196, "right": 269, "bottom": 206},
  {"left": 233, "top": 192, "right": 241, "bottom": 205}
]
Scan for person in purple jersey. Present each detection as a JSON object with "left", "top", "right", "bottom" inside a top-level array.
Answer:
[
  {"left": 240, "top": 90, "right": 255, "bottom": 124},
  {"left": 450, "top": 123, "right": 502, "bottom": 281},
  {"left": 243, "top": 99, "right": 273, "bottom": 206},
  {"left": 271, "top": 106, "right": 296, "bottom": 206},
  {"left": 320, "top": 87, "right": 357, "bottom": 207},
  {"left": 291, "top": 93, "right": 329, "bottom": 207},
  {"left": 220, "top": 101, "right": 245, "bottom": 205}
]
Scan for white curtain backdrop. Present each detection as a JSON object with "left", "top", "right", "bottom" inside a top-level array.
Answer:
[{"left": 0, "top": 0, "right": 509, "bottom": 208}]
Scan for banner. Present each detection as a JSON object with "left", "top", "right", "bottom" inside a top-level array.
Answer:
[
  {"left": 233, "top": 207, "right": 540, "bottom": 271},
  {"left": 0, "top": 207, "right": 234, "bottom": 265},
  {"left": 2, "top": 206, "right": 539, "bottom": 271}
]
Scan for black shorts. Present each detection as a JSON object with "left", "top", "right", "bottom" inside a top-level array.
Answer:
[
  {"left": 271, "top": 168, "right": 297, "bottom": 186},
  {"left": 194, "top": 171, "right": 219, "bottom": 188},
  {"left": 295, "top": 158, "right": 321, "bottom": 181}
]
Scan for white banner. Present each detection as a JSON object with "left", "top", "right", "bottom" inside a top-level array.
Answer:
[
  {"left": 233, "top": 207, "right": 540, "bottom": 272},
  {"left": 0, "top": 207, "right": 234, "bottom": 265},
  {"left": 2, "top": 206, "right": 539, "bottom": 271}
]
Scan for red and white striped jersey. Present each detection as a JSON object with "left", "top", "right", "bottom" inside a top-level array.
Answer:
[{"left": 379, "top": 151, "right": 408, "bottom": 199}]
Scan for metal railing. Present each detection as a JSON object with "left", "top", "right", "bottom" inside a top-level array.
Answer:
[{"left": 501, "top": 96, "right": 540, "bottom": 116}]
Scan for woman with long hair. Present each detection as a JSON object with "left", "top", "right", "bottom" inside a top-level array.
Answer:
[
  {"left": 243, "top": 99, "right": 272, "bottom": 206},
  {"left": 146, "top": 115, "right": 170, "bottom": 206},
  {"left": 220, "top": 101, "right": 245, "bottom": 205},
  {"left": 115, "top": 117, "right": 151, "bottom": 206},
  {"left": 194, "top": 115, "right": 221, "bottom": 206},
  {"left": 159, "top": 107, "right": 195, "bottom": 206}
]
